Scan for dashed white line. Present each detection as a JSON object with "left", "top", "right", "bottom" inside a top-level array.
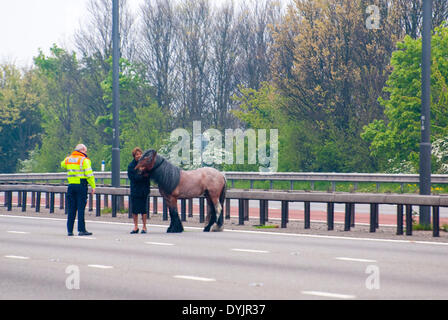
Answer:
[
  {"left": 301, "top": 291, "right": 355, "bottom": 299},
  {"left": 4, "top": 255, "right": 30, "bottom": 260},
  {"left": 174, "top": 275, "right": 216, "bottom": 282},
  {"left": 335, "top": 257, "right": 377, "bottom": 263},
  {"left": 88, "top": 264, "right": 113, "bottom": 269},
  {"left": 7, "top": 231, "right": 30, "bottom": 234},
  {"left": 231, "top": 248, "right": 269, "bottom": 254},
  {"left": 145, "top": 242, "right": 175, "bottom": 246}
]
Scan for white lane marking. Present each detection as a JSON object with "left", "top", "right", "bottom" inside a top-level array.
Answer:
[
  {"left": 73, "top": 236, "right": 97, "bottom": 240},
  {"left": 88, "top": 264, "right": 113, "bottom": 269},
  {"left": 174, "top": 275, "right": 216, "bottom": 282},
  {"left": 231, "top": 248, "right": 269, "bottom": 254},
  {"left": 4, "top": 255, "right": 30, "bottom": 260},
  {"left": 7, "top": 231, "right": 30, "bottom": 234},
  {"left": 145, "top": 242, "right": 175, "bottom": 246},
  {"left": 335, "top": 257, "right": 377, "bottom": 263},
  {"left": 301, "top": 291, "right": 355, "bottom": 299},
  {"left": 2, "top": 214, "right": 448, "bottom": 247}
]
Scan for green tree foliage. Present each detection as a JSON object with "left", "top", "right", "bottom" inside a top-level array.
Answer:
[
  {"left": 0, "top": 64, "right": 42, "bottom": 173},
  {"left": 362, "top": 25, "right": 448, "bottom": 172}
]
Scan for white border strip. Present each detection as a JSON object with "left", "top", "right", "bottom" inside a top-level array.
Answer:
[{"left": 1, "top": 214, "right": 447, "bottom": 246}]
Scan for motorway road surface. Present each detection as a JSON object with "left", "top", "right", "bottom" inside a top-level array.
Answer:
[{"left": 1, "top": 214, "right": 448, "bottom": 300}]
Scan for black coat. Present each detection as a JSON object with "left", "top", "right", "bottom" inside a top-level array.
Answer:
[{"left": 127, "top": 159, "right": 150, "bottom": 198}]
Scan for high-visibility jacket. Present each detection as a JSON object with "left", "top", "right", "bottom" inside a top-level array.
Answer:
[{"left": 61, "top": 151, "right": 96, "bottom": 189}]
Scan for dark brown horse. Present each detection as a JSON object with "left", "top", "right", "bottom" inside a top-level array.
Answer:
[{"left": 135, "top": 149, "right": 227, "bottom": 233}]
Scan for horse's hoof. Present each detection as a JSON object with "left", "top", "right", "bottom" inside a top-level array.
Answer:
[
  {"left": 167, "top": 225, "right": 183, "bottom": 233},
  {"left": 203, "top": 227, "right": 210, "bottom": 232}
]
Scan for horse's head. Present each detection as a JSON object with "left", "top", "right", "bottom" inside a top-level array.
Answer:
[{"left": 135, "top": 149, "right": 157, "bottom": 174}]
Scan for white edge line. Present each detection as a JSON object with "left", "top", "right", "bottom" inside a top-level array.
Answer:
[
  {"left": 145, "top": 242, "right": 175, "bottom": 246},
  {"left": 335, "top": 257, "right": 377, "bottom": 263},
  {"left": 1, "top": 214, "right": 447, "bottom": 247},
  {"left": 174, "top": 275, "right": 216, "bottom": 282},
  {"left": 88, "top": 264, "right": 113, "bottom": 269},
  {"left": 231, "top": 248, "right": 269, "bottom": 253},
  {"left": 302, "top": 291, "right": 355, "bottom": 299},
  {"left": 4, "top": 255, "right": 30, "bottom": 260}
]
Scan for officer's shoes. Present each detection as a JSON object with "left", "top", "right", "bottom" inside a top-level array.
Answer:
[
  {"left": 78, "top": 231, "right": 93, "bottom": 236},
  {"left": 67, "top": 232, "right": 74, "bottom": 236}
]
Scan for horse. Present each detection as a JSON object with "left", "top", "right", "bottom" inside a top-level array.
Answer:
[{"left": 135, "top": 149, "right": 227, "bottom": 233}]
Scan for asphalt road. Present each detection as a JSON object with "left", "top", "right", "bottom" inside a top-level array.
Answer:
[{"left": 1, "top": 214, "right": 448, "bottom": 300}]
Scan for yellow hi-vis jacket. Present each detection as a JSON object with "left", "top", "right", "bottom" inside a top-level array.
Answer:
[{"left": 61, "top": 151, "right": 96, "bottom": 189}]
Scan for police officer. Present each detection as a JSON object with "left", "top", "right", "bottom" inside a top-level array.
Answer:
[{"left": 61, "top": 144, "right": 96, "bottom": 236}]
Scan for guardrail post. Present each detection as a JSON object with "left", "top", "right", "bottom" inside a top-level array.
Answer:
[
  {"left": 31, "top": 192, "right": 35, "bottom": 208},
  {"left": 45, "top": 192, "right": 49, "bottom": 208},
  {"left": 433, "top": 206, "right": 439, "bottom": 237},
  {"left": 60, "top": 193, "right": 64, "bottom": 209},
  {"left": 405, "top": 205, "right": 413, "bottom": 236},
  {"left": 264, "top": 200, "right": 269, "bottom": 222},
  {"left": 181, "top": 199, "right": 186, "bottom": 222},
  {"left": 259, "top": 200, "right": 266, "bottom": 225},
  {"left": 396, "top": 204, "right": 403, "bottom": 235},
  {"left": 153, "top": 196, "right": 158, "bottom": 214},
  {"left": 327, "top": 202, "right": 334, "bottom": 230},
  {"left": 18, "top": 191, "right": 22, "bottom": 207},
  {"left": 112, "top": 195, "right": 117, "bottom": 217},
  {"left": 369, "top": 203, "right": 378, "bottom": 232},
  {"left": 35, "top": 192, "right": 41, "bottom": 213},
  {"left": 199, "top": 197, "right": 205, "bottom": 223},
  {"left": 163, "top": 198, "right": 168, "bottom": 221},
  {"left": 344, "top": 203, "right": 352, "bottom": 231},
  {"left": 225, "top": 198, "right": 230, "bottom": 220},
  {"left": 350, "top": 203, "right": 355, "bottom": 228},
  {"left": 50, "top": 192, "right": 55, "bottom": 213},
  {"left": 21, "top": 191, "right": 27, "bottom": 212},
  {"left": 7, "top": 191, "right": 12, "bottom": 211},
  {"left": 244, "top": 199, "right": 249, "bottom": 221},
  {"left": 281, "top": 200, "right": 288, "bottom": 228},
  {"left": 304, "top": 201, "right": 310, "bottom": 229},
  {"left": 188, "top": 199, "right": 193, "bottom": 218},
  {"left": 96, "top": 194, "right": 101, "bottom": 217},
  {"left": 104, "top": 194, "right": 109, "bottom": 208},
  {"left": 238, "top": 199, "right": 244, "bottom": 225}
]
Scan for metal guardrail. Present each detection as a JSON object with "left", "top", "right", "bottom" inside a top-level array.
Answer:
[
  {"left": 1, "top": 171, "right": 448, "bottom": 191},
  {"left": 0, "top": 183, "right": 444, "bottom": 237}
]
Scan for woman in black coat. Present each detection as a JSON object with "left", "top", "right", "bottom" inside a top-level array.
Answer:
[{"left": 127, "top": 147, "right": 151, "bottom": 234}]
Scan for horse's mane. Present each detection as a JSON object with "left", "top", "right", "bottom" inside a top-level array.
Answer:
[{"left": 145, "top": 151, "right": 181, "bottom": 195}]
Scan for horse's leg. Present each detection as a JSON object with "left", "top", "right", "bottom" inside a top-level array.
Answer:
[
  {"left": 203, "top": 192, "right": 216, "bottom": 232},
  {"left": 165, "top": 195, "right": 183, "bottom": 233},
  {"left": 213, "top": 182, "right": 226, "bottom": 231},
  {"left": 211, "top": 200, "right": 224, "bottom": 232}
]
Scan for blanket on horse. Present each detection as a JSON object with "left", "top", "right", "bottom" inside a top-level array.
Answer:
[{"left": 151, "top": 155, "right": 181, "bottom": 194}]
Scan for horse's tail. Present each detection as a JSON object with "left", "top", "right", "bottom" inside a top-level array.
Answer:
[{"left": 219, "top": 175, "right": 227, "bottom": 206}]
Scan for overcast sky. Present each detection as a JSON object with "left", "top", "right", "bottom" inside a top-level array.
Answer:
[{"left": 0, "top": 0, "right": 144, "bottom": 67}]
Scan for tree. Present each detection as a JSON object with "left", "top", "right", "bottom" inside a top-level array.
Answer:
[
  {"left": 362, "top": 25, "right": 448, "bottom": 172},
  {"left": 0, "top": 64, "right": 42, "bottom": 173},
  {"left": 139, "top": 0, "right": 178, "bottom": 113},
  {"left": 269, "top": 0, "right": 402, "bottom": 172}
]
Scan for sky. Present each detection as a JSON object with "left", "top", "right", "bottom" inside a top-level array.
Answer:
[{"left": 0, "top": 0, "right": 144, "bottom": 68}]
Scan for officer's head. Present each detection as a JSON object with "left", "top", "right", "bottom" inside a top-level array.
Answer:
[{"left": 75, "top": 144, "right": 87, "bottom": 154}]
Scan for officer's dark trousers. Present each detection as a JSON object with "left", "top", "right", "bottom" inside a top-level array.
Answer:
[{"left": 67, "top": 182, "right": 88, "bottom": 233}]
